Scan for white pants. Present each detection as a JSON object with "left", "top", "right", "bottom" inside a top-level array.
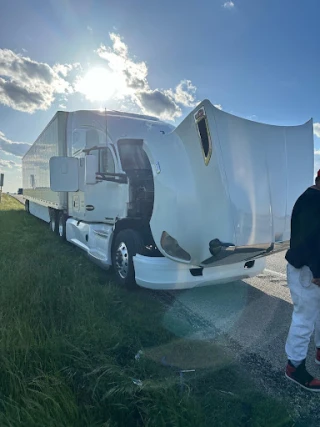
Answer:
[{"left": 285, "top": 263, "right": 320, "bottom": 363}]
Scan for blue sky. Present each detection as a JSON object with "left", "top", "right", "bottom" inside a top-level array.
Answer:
[{"left": 1, "top": 0, "right": 320, "bottom": 192}]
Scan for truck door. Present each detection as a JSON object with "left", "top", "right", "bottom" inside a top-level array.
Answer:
[{"left": 84, "top": 146, "right": 129, "bottom": 223}]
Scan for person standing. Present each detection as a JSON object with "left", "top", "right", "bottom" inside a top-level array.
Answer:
[{"left": 285, "top": 170, "right": 320, "bottom": 391}]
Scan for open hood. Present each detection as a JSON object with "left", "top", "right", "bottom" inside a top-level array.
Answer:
[{"left": 148, "top": 100, "right": 314, "bottom": 267}]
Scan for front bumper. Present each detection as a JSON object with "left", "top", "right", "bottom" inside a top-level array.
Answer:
[{"left": 133, "top": 254, "right": 266, "bottom": 290}]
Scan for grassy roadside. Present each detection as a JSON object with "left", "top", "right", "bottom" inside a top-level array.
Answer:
[{"left": 0, "top": 195, "right": 293, "bottom": 427}]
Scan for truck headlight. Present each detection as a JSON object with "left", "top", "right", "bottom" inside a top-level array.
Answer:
[{"left": 160, "top": 232, "right": 191, "bottom": 262}]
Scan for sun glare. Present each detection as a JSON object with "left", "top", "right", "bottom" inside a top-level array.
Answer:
[{"left": 77, "top": 68, "right": 124, "bottom": 102}]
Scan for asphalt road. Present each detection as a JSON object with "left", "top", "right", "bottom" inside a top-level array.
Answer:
[
  {"left": 163, "top": 253, "right": 290, "bottom": 369},
  {"left": 158, "top": 253, "right": 320, "bottom": 423}
]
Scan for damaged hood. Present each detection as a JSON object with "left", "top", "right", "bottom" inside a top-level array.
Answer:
[{"left": 146, "top": 100, "right": 314, "bottom": 266}]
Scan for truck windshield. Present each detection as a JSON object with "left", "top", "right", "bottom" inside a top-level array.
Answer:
[{"left": 118, "top": 140, "right": 150, "bottom": 171}]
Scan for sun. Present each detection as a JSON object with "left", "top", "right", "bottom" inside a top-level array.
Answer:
[{"left": 76, "top": 68, "right": 125, "bottom": 102}]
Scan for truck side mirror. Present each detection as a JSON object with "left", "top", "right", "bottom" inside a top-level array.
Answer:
[
  {"left": 85, "top": 154, "right": 98, "bottom": 185},
  {"left": 50, "top": 157, "right": 79, "bottom": 191}
]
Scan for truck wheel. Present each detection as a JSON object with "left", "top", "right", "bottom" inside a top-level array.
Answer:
[
  {"left": 49, "top": 209, "right": 58, "bottom": 234},
  {"left": 112, "top": 229, "right": 144, "bottom": 289},
  {"left": 58, "top": 212, "right": 67, "bottom": 240},
  {"left": 25, "top": 200, "right": 29, "bottom": 213}
]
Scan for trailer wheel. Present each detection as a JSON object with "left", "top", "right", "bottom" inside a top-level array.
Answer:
[
  {"left": 25, "top": 200, "right": 29, "bottom": 213},
  {"left": 49, "top": 209, "right": 58, "bottom": 234},
  {"left": 58, "top": 212, "right": 67, "bottom": 240},
  {"left": 112, "top": 229, "right": 144, "bottom": 289}
]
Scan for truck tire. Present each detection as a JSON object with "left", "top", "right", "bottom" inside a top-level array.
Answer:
[
  {"left": 112, "top": 229, "right": 144, "bottom": 289},
  {"left": 49, "top": 208, "right": 58, "bottom": 234},
  {"left": 25, "top": 200, "right": 29, "bottom": 213},
  {"left": 58, "top": 212, "right": 67, "bottom": 240}
]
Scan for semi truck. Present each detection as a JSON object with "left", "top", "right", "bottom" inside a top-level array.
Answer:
[{"left": 22, "top": 99, "right": 314, "bottom": 289}]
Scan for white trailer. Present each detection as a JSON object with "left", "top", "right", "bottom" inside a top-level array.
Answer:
[{"left": 22, "top": 100, "right": 314, "bottom": 290}]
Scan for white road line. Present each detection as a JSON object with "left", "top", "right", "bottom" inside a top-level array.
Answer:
[{"left": 264, "top": 268, "right": 287, "bottom": 278}]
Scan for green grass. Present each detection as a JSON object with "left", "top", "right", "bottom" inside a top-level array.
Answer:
[{"left": 0, "top": 195, "right": 293, "bottom": 427}]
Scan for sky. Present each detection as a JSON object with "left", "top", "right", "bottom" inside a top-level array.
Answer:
[{"left": 1, "top": 0, "right": 320, "bottom": 192}]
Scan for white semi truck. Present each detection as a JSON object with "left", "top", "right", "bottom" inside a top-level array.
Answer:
[{"left": 22, "top": 100, "right": 314, "bottom": 289}]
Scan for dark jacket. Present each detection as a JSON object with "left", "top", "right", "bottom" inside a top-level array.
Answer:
[{"left": 286, "top": 187, "right": 320, "bottom": 278}]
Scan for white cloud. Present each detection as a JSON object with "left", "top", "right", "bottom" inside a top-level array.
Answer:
[
  {"left": 93, "top": 33, "right": 197, "bottom": 120},
  {"left": 59, "top": 104, "right": 67, "bottom": 109},
  {"left": 0, "top": 78, "right": 54, "bottom": 113},
  {"left": 314, "top": 123, "right": 320, "bottom": 138},
  {"left": 171, "top": 80, "right": 197, "bottom": 107},
  {"left": 0, "top": 49, "right": 76, "bottom": 113},
  {"left": 53, "top": 63, "right": 80, "bottom": 78},
  {"left": 96, "top": 34, "right": 148, "bottom": 92},
  {"left": 0, "top": 131, "right": 31, "bottom": 157},
  {"left": 136, "top": 89, "right": 182, "bottom": 121},
  {"left": 0, "top": 158, "right": 21, "bottom": 169},
  {"left": 109, "top": 32, "right": 128, "bottom": 57},
  {"left": 214, "top": 104, "right": 223, "bottom": 110},
  {"left": 223, "top": 1, "right": 235, "bottom": 9},
  {"left": 136, "top": 80, "right": 198, "bottom": 120},
  {"left": 87, "top": 26, "right": 93, "bottom": 33}
]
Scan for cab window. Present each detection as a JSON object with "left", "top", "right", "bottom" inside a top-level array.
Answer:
[
  {"left": 99, "top": 148, "right": 115, "bottom": 174},
  {"left": 118, "top": 139, "right": 150, "bottom": 171}
]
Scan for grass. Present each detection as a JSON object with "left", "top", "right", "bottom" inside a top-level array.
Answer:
[{"left": 0, "top": 194, "right": 293, "bottom": 427}]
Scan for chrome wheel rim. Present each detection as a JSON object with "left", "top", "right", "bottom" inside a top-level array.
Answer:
[{"left": 115, "top": 242, "right": 129, "bottom": 279}]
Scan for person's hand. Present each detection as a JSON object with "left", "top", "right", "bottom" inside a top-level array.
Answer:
[{"left": 312, "top": 278, "right": 320, "bottom": 287}]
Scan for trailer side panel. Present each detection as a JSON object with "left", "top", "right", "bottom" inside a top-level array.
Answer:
[{"left": 22, "top": 112, "right": 68, "bottom": 209}]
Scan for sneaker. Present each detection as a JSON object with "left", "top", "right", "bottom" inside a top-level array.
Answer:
[
  {"left": 285, "top": 360, "right": 320, "bottom": 392},
  {"left": 315, "top": 348, "right": 320, "bottom": 365}
]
